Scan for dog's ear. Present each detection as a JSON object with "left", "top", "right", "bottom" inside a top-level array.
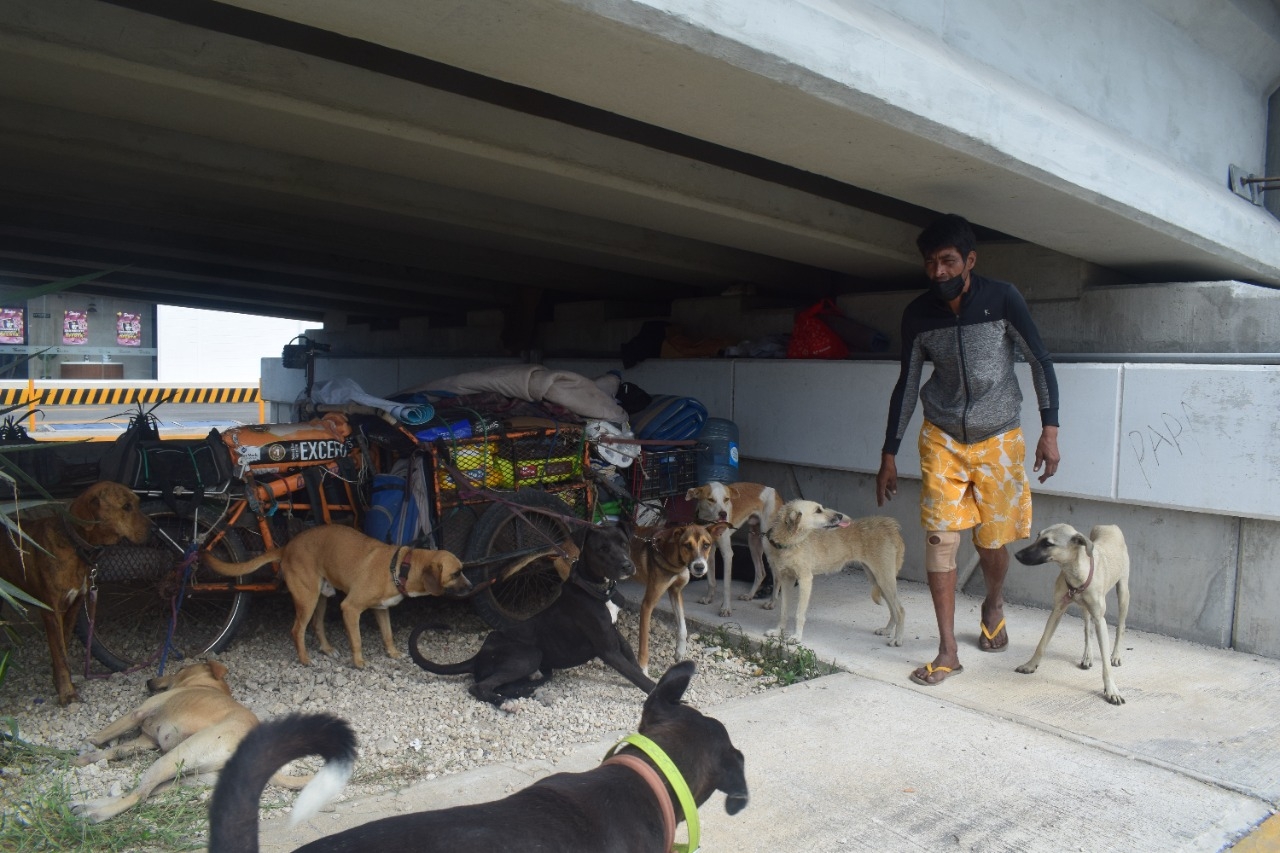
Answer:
[
  {"left": 719, "top": 746, "right": 750, "bottom": 815},
  {"left": 417, "top": 552, "right": 447, "bottom": 595},
  {"left": 208, "top": 659, "right": 228, "bottom": 681},
  {"left": 1073, "top": 534, "right": 1095, "bottom": 558},
  {"left": 648, "top": 661, "right": 695, "bottom": 709},
  {"left": 707, "top": 521, "right": 731, "bottom": 539},
  {"left": 783, "top": 506, "right": 802, "bottom": 535},
  {"left": 684, "top": 487, "right": 699, "bottom": 502}
]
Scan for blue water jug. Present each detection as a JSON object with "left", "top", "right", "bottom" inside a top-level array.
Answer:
[{"left": 696, "top": 418, "right": 739, "bottom": 485}]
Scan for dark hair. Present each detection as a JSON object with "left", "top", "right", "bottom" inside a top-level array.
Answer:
[{"left": 916, "top": 214, "right": 977, "bottom": 259}]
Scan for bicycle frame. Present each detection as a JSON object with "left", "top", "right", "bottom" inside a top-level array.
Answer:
[{"left": 181, "top": 461, "right": 364, "bottom": 594}]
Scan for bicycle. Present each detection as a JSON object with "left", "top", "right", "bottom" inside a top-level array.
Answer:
[{"left": 75, "top": 403, "right": 369, "bottom": 672}]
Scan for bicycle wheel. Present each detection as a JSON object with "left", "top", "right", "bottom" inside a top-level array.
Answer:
[
  {"left": 75, "top": 501, "right": 252, "bottom": 672},
  {"left": 464, "top": 489, "right": 576, "bottom": 629}
]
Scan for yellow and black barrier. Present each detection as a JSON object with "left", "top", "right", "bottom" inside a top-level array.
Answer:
[
  {"left": 0, "top": 380, "right": 266, "bottom": 427},
  {"left": 7, "top": 384, "right": 261, "bottom": 406}
]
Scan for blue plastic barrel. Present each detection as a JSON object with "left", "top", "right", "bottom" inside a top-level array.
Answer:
[{"left": 696, "top": 418, "right": 739, "bottom": 485}]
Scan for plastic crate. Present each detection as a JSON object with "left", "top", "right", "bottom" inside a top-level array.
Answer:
[
  {"left": 630, "top": 444, "right": 702, "bottom": 500},
  {"left": 428, "top": 425, "right": 586, "bottom": 506}
]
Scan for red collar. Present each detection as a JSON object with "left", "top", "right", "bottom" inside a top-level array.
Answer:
[
  {"left": 1063, "top": 553, "right": 1095, "bottom": 605},
  {"left": 603, "top": 753, "right": 676, "bottom": 852}
]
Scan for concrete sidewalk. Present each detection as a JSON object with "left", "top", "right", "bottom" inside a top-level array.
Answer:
[{"left": 261, "top": 572, "right": 1279, "bottom": 852}]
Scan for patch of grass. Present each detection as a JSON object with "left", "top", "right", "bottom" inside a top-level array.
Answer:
[
  {"left": 700, "top": 623, "right": 837, "bottom": 686},
  {"left": 0, "top": 719, "right": 209, "bottom": 852}
]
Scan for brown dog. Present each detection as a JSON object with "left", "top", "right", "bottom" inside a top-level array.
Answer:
[
  {"left": 629, "top": 521, "right": 728, "bottom": 675},
  {"left": 0, "top": 480, "right": 150, "bottom": 705},
  {"left": 71, "top": 660, "right": 309, "bottom": 823},
  {"left": 202, "top": 524, "right": 470, "bottom": 667},
  {"left": 685, "top": 482, "right": 780, "bottom": 616}
]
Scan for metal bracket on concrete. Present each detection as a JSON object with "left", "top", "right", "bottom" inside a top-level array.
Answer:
[{"left": 1228, "top": 164, "right": 1279, "bottom": 205}]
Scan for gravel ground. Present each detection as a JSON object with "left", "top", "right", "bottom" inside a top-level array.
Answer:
[{"left": 0, "top": 589, "right": 773, "bottom": 815}]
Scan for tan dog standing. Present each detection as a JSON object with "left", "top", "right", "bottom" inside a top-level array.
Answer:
[
  {"left": 684, "top": 482, "right": 779, "bottom": 617},
  {"left": 70, "top": 660, "right": 309, "bottom": 822},
  {"left": 0, "top": 481, "right": 151, "bottom": 706},
  {"left": 1014, "top": 523, "right": 1131, "bottom": 705},
  {"left": 761, "top": 500, "right": 905, "bottom": 645},
  {"left": 202, "top": 525, "right": 470, "bottom": 667},
  {"left": 629, "top": 521, "right": 729, "bottom": 675}
]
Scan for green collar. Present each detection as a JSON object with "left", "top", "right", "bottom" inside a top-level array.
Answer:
[{"left": 604, "top": 733, "right": 700, "bottom": 853}]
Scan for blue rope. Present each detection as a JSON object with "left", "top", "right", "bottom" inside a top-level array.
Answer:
[{"left": 158, "top": 543, "right": 199, "bottom": 675}]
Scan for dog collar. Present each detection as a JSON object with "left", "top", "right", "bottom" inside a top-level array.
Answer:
[
  {"left": 644, "top": 538, "right": 686, "bottom": 577},
  {"left": 1064, "top": 553, "right": 1096, "bottom": 604},
  {"left": 764, "top": 532, "right": 792, "bottom": 550},
  {"left": 603, "top": 733, "right": 699, "bottom": 853},
  {"left": 60, "top": 513, "right": 104, "bottom": 566},
  {"left": 388, "top": 546, "right": 412, "bottom": 596},
  {"left": 569, "top": 565, "right": 615, "bottom": 601}
]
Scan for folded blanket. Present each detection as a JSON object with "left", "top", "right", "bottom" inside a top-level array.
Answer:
[{"left": 397, "top": 365, "right": 627, "bottom": 423}]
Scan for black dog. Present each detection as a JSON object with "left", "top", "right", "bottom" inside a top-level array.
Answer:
[
  {"left": 409, "top": 518, "right": 656, "bottom": 705},
  {"left": 208, "top": 662, "right": 749, "bottom": 853}
]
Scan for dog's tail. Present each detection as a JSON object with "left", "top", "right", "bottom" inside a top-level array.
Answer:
[
  {"left": 208, "top": 713, "right": 356, "bottom": 853},
  {"left": 201, "top": 547, "right": 283, "bottom": 578},
  {"left": 408, "top": 623, "right": 478, "bottom": 675}
]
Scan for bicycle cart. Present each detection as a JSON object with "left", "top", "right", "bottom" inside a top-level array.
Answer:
[
  {"left": 71, "top": 402, "right": 599, "bottom": 672},
  {"left": 75, "top": 407, "right": 366, "bottom": 672}
]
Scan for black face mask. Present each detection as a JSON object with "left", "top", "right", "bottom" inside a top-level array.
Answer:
[{"left": 928, "top": 273, "right": 966, "bottom": 302}]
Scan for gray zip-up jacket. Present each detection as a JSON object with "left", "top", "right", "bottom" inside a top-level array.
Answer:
[{"left": 882, "top": 274, "right": 1059, "bottom": 455}]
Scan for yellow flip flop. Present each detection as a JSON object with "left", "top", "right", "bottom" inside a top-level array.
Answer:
[
  {"left": 980, "top": 617, "right": 1008, "bottom": 653},
  {"left": 910, "top": 662, "right": 964, "bottom": 686}
]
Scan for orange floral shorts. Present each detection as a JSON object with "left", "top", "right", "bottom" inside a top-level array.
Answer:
[{"left": 917, "top": 420, "right": 1032, "bottom": 549}]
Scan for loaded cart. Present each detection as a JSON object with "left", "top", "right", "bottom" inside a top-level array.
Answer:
[{"left": 421, "top": 419, "right": 595, "bottom": 628}]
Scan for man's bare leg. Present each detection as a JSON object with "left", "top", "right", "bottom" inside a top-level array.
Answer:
[
  {"left": 912, "top": 570, "right": 961, "bottom": 683},
  {"left": 976, "top": 544, "right": 1010, "bottom": 652}
]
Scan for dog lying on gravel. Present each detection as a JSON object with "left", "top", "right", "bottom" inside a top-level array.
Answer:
[
  {"left": 761, "top": 500, "right": 905, "bottom": 644},
  {"left": 1014, "top": 523, "right": 1131, "bottom": 705},
  {"left": 208, "top": 661, "right": 749, "bottom": 853},
  {"left": 0, "top": 480, "right": 150, "bottom": 705},
  {"left": 202, "top": 524, "right": 470, "bottom": 668},
  {"left": 408, "top": 519, "right": 656, "bottom": 706},
  {"left": 70, "top": 660, "right": 310, "bottom": 822}
]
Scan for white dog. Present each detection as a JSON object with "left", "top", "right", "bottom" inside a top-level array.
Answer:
[
  {"left": 1014, "top": 523, "right": 1131, "bottom": 705},
  {"left": 760, "top": 499, "right": 904, "bottom": 644},
  {"left": 685, "top": 482, "right": 779, "bottom": 617}
]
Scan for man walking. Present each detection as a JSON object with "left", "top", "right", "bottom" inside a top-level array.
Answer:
[{"left": 876, "top": 214, "right": 1060, "bottom": 686}]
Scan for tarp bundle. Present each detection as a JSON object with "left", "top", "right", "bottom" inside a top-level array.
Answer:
[{"left": 311, "top": 378, "right": 434, "bottom": 425}]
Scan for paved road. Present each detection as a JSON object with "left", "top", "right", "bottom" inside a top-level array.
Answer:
[{"left": 26, "top": 402, "right": 264, "bottom": 439}]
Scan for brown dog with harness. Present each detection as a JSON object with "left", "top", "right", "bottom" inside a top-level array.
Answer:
[
  {"left": 201, "top": 524, "right": 470, "bottom": 668},
  {"left": 0, "top": 481, "right": 151, "bottom": 705},
  {"left": 629, "top": 521, "right": 728, "bottom": 675}
]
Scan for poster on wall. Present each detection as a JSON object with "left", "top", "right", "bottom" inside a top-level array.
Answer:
[
  {"left": 116, "top": 311, "right": 141, "bottom": 347},
  {"left": 0, "top": 308, "right": 24, "bottom": 346},
  {"left": 63, "top": 309, "right": 88, "bottom": 345}
]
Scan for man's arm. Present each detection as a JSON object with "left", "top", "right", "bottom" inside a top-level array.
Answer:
[
  {"left": 879, "top": 312, "right": 922, "bottom": 504},
  {"left": 875, "top": 453, "right": 898, "bottom": 506},
  {"left": 1005, "top": 286, "right": 1059, "bottom": 429},
  {"left": 1034, "top": 425, "right": 1060, "bottom": 483}
]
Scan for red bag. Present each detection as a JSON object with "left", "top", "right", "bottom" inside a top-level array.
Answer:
[{"left": 786, "top": 298, "right": 850, "bottom": 360}]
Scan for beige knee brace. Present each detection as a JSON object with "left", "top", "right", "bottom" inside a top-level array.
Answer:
[{"left": 924, "top": 530, "right": 961, "bottom": 573}]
